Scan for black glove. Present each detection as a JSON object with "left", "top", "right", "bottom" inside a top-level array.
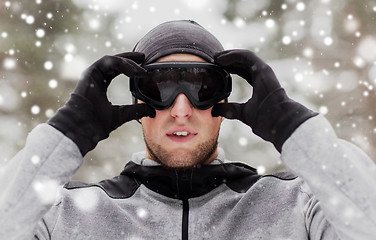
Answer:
[
  {"left": 48, "top": 52, "right": 155, "bottom": 156},
  {"left": 212, "top": 50, "right": 317, "bottom": 152}
]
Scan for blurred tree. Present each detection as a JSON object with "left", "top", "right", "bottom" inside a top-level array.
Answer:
[
  {"left": 0, "top": 1, "right": 83, "bottom": 139},
  {"left": 221, "top": 0, "right": 376, "bottom": 165},
  {"left": 0, "top": 0, "right": 140, "bottom": 181},
  {"left": 1, "top": 0, "right": 375, "bottom": 182}
]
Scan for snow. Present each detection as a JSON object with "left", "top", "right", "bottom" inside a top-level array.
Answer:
[
  {"left": 353, "top": 57, "right": 365, "bottom": 68},
  {"left": 256, "top": 165, "right": 266, "bottom": 175},
  {"left": 238, "top": 137, "right": 248, "bottom": 147},
  {"left": 357, "top": 36, "right": 376, "bottom": 62},
  {"left": 32, "top": 179, "right": 59, "bottom": 204},
  {"left": 64, "top": 43, "right": 77, "bottom": 53},
  {"left": 44, "top": 61, "right": 53, "bottom": 70},
  {"left": 296, "top": 2, "right": 306, "bottom": 11},
  {"left": 3, "top": 58, "right": 16, "bottom": 69},
  {"left": 282, "top": 36, "right": 292, "bottom": 45},
  {"left": 1, "top": 0, "right": 376, "bottom": 179},
  {"left": 64, "top": 54, "right": 74, "bottom": 62},
  {"left": 72, "top": 189, "right": 99, "bottom": 212},
  {"left": 136, "top": 207, "right": 148, "bottom": 219},
  {"left": 31, "top": 105, "right": 40, "bottom": 115},
  {"left": 45, "top": 109, "right": 54, "bottom": 118},
  {"left": 294, "top": 73, "right": 304, "bottom": 82},
  {"left": 323, "top": 36, "right": 333, "bottom": 46},
  {"left": 25, "top": 15, "right": 35, "bottom": 24},
  {"left": 319, "top": 106, "right": 329, "bottom": 115},
  {"left": 265, "top": 19, "right": 275, "bottom": 28},
  {"left": 35, "top": 29, "right": 45, "bottom": 38},
  {"left": 89, "top": 19, "right": 100, "bottom": 30},
  {"left": 48, "top": 79, "right": 58, "bottom": 89},
  {"left": 105, "top": 41, "right": 111, "bottom": 47},
  {"left": 31, "top": 155, "right": 41, "bottom": 164},
  {"left": 303, "top": 48, "right": 314, "bottom": 58},
  {"left": 233, "top": 17, "right": 246, "bottom": 29}
]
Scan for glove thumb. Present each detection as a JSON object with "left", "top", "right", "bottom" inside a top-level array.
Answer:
[
  {"left": 211, "top": 103, "right": 244, "bottom": 120},
  {"left": 111, "top": 104, "right": 156, "bottom": 131}
]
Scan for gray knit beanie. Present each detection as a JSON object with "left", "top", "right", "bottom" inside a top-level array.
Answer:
[{"left": 133, "top": 20, "right": 224, "bottom": 64}]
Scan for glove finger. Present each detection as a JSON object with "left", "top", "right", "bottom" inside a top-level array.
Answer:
[
  {"left": 214, "top": 50, "right": 259, "bottom": 83},
  {"left": 110, "top": 56, "right": 147, "bottom": 78},
  {"left": 215, "top": 50, "right": 281, "bottom": 92},
  {"left": 111, "top": 104, "right": 156, "bottom": 130},
  {"left": 115, "top": 52, "right": 145, "bottom": 64},
  {"left": 214, "top": 49, "right": 255, "bottom": 67},
  {"left": 211, "top": 102, "right": 243, "bottom": 120},
  {"left": 95, "top": 55, "right": 146, "bottom": 84}
]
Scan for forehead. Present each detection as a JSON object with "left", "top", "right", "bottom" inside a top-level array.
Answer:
[{"left": 156, "top": 53, "right": 207, "bottom": 63}]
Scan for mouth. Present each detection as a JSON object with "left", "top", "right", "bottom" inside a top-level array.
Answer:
[
  {"left": 167, "top": 128, "right": 197, "bottom": 142},
  {"left": 172, "top": 131, "right": 190, "bottom": 137}
]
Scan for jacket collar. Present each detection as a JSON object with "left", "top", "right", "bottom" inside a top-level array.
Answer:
[{"left": 118, "top": 151, "right": 260, "bottom": 200}]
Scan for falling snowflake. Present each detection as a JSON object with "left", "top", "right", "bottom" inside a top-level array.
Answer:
[
  {"left": 3, "top": 58, "right": 16, "bottom": 69},
  {"left": 31, "top": 155, "right": 41, "bottom": 164},
  {"left": 136, "top": 207, "right": 148, "bottom": 219},
  {"left": 323, "top": 36, "right": 333, "bottom": 46},
  {"left": 296, "top": 2, "right": 306, "bottom": 11},
  {"left": 238, "top": 137, "right": 248, "bottom": 146},
  {"left": 72, "top": 189, "right": 99, "bottom": 212},
  {"left": 257, "top": 165, "right": 266, "bottom": 175},
  {"left": 25, "top": 15, "right": 35, "bottom": 24},
  {"left": 44, "top": 61, "right": 53, "bottom": 70},
  {"left": 31, "top": 105, "right": 40, "bottom": 115},
  {"left": 319, "top": 106, "right": 329, "bottom": 115},
  {"left": 282, "top": 36, "right": 292, "bottom": 45},
  {"left": 32, "top": 179, "right": 59, "bottom": 204},
  {"left": 35, "top": 29, "right": 45, "bottom": 38}
]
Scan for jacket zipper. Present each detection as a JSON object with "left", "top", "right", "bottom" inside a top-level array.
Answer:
[
  {"left": 182, "top": 198, "right": 189, "bottom": 240},
  {"left": 177, "top": 170, "right": 191, "bottom": 240}
]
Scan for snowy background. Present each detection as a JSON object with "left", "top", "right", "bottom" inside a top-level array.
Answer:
[{"left": 1, "top": 0, "right": 376, "bottom": 182}]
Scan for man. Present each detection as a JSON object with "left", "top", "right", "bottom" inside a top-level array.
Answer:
[{"left": 0, "top": 20, "right": 375, "bottom": 240}]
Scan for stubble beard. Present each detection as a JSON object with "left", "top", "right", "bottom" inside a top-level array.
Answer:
[{"left": 143, "top": 131, "right": 220, "bottom": 169}]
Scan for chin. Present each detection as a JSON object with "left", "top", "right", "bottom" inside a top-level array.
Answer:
[
  {"left": 161, "top": 150, "right": 202, "bottom": 169},
  {"left": 145, "top": 136, "right": 218, "bottom": 170}
]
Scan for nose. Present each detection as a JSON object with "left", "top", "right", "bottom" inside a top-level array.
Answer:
[{"left": 170, "top": 93, "right": 193, "bottom": 119}]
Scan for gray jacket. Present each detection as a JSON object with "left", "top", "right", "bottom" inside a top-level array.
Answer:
[{"left": 0, "top": 115, "right": 375, "bottom": 239}]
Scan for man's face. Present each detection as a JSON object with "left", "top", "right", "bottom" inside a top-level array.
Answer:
[{"left": 139, "top": 53, "right": 223, "bottom": 168}]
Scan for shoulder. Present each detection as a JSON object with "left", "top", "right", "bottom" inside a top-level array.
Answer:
[
  {"left": 223, "top": 162, "right": 303, "bottom": 194},
  {"left": 262, "top": 171, "right": 298, "bottom": 181},
  {"left": 259, "top": 171, "right": 311, "bottom": 194},
  {"left": 63, "top": 174, "right": 141, "bottom": 199}
]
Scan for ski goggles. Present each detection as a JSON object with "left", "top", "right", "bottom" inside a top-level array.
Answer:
[{"left": 130, "top": 62, "right": 232, "bottom": 110}]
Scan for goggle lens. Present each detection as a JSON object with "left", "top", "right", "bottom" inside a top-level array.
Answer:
[{"left": 131, "top": 62, "right": 232, "bottom": 110}]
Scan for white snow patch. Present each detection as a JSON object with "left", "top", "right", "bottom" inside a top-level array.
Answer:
[
  {"left": 35, "top": 29, "right": 45, "bottom": 38},
  {"left": 33, "top": 179, "right": 59, "bottom": 204},
  {"left": 357, "top": 36, "right": 376, "bottom": 62},
  {"left": 136, "top": 207, "right": 148, "bottom": 219},
  {"left": 73, "top": 189, "right": 99, "bottom": 212}
]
